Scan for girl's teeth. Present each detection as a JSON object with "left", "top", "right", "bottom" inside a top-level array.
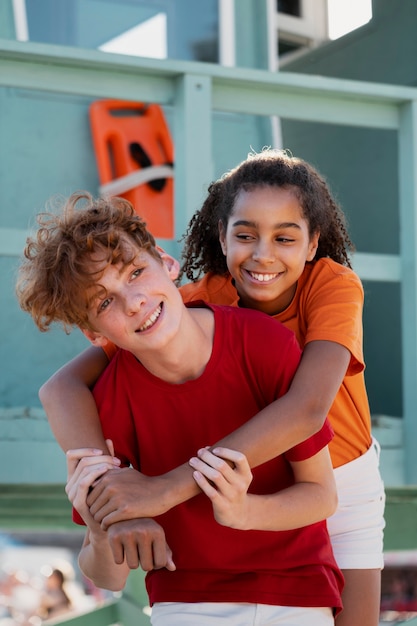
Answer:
[
  {"left": 250, "top": 272, "right": 277, "bottom": 282},
  {"left": 139, "top": 305, "right": 162, "bottom": 331}
]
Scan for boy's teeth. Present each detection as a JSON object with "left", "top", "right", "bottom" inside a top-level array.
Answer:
[
  {"left": 250, "top": 272, "right": 277, "bottom": 282},
  {"left": 139, "top": 305, "right": 162, "bottom": 331}
]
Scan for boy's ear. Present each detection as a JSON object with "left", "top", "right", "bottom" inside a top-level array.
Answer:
[
  {"left": 218, "top": 221, "right": 227, "bottom": 256},
  {"left": 158, "top": 248, "right": 180, "bottom": 280},
  {"left": 82, "top": 328, "right": 109, "bottom": 348}
]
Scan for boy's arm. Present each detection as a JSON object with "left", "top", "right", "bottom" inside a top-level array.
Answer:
[
  {"left": 78, "top": 528, "right": 129, "bottom": 592},
  {"left": 190, "top": 445, "right": 337, "bottom": 531},
  {"left": 66, "top": 448, "right": 130, "bottom": 590},
  {"left": 67, "top": 447, "right": 175, "bottom": 587}
]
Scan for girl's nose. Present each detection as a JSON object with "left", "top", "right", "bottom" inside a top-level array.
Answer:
[{"left": 252, "top": 241, "right": 275, "bottom": 263}]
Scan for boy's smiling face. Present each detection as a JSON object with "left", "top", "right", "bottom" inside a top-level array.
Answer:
[{"left": 82, "top": 243, "right": 182, "bottom": 357}]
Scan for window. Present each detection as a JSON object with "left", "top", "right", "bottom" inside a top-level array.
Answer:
[
  {"left": 15, "top": 0, "right": 219, "bottom": 63},
  {"left": 277, "top": 1, "right": 301, "bottom": 18}
]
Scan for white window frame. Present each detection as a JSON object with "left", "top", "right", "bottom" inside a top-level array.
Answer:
[
  {"left": 12, "top": 0, "right": 29, "bottom": 41},
  {"left": 276, "top": 0, "right": 328, "bottom": 47}
]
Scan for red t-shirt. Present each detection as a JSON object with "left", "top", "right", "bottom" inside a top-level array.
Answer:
[{"left": 91, "top": 303, "right": 343, "bottom": 612}]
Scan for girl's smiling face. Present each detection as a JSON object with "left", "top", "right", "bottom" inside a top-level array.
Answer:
[{"left": 219, "top": 186, "right": 319, "bottom": 315}]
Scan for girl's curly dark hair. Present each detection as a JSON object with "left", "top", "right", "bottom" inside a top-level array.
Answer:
[{"left": 179, "top": 149, "right": 354, "bottom": 282}]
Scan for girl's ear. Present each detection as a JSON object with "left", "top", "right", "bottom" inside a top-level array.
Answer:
[
  {"left": 82, "top": 328, "right": 109, "bottom": 348},
  {"left": 307, "top": 231, "right": 320, "bottom": 262},
  {"left": 159, "top": 249, "right": 180, "bottom": 280},
  {"left": 218, "top": 221, "right": 227, "bottom": 256}
]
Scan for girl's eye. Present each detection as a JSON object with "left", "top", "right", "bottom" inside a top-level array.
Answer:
[
  {"left": 235, "top": 233, "right": 254, "bottom": 241},
  {"left": 276, "top": 236, "right": 294, "bottom": 243}
]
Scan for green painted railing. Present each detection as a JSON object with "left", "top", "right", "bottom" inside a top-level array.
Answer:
[
  {"left": 1, "top": 484, "right": 417, "bottom": 552},
  {"left": 37, "top": 597, "right": 152, "bottom": 626}
]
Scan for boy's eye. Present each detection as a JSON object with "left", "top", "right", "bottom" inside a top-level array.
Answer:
[
  {"left": 99, "top": 298, "right": 111, "bottom": 312},
  {"left": 131, "top": 267, "right": 144, "bottom": 279}
]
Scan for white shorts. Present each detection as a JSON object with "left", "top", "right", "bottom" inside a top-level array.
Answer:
[
  {"left": 151, "top": 602, "right": 333, "bottom": 626},
  {"left": 327, "top": 437, "right": 386, "bottom": 570}
]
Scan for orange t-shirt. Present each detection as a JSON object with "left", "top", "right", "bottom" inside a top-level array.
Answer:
[{"left": 104, "top": 258, "right": 371, "bottom": 467}]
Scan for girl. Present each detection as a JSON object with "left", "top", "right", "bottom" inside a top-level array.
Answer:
[{"left": 39, "top": 150, "right": 385, "bottom": 626}]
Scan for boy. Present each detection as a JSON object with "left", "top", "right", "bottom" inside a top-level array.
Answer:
[{"left": 17, "top": 192, "right": 343, "bottom": 625}]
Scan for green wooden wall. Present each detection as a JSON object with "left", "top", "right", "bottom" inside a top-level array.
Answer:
[{"left": 281, "top": 0, "right": 417, "bottom": 425}]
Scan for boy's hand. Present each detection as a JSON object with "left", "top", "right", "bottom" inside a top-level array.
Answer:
[
  {"left": 189, "top": 447, "right": 253, "bottom": 529},
  {"left": 87, "top": 468, "right": 171, "bottom": 527},
  {"left": 66, "top": 446, "right": 175, "bottom": 572},
  {"left": 107, "top": 519, "right": 176, "bottom": 572}
]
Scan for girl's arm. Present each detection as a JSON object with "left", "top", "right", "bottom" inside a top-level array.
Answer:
[
  {"left": 40, "top": 346, "right": 110, "bottom": 452},
  {"left": 220, "top": 340, "right": 351, "bottom": 467},
  {"left": 189, "top": 444, "right": 337, "bottom": 531},
  {"left": 41, "top": 339, "right": 350, "bottom": 521}
]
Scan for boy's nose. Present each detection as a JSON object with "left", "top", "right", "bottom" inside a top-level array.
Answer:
[{"left": 124, "top": 290, "right": 145, "bottom": 315}]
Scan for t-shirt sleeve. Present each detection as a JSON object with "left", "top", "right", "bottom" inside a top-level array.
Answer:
[
  {"left": 304, "top": 262, "right": 365, "bottom": 375},
  {"left": 102, "top": 340, "right": 118, "bottom": 361},
  {"left": 72, "top": 508, "right": 85, "bottom": 526},
  {"left": 284, "top": 417, "right": 334, "bottom": 462}
]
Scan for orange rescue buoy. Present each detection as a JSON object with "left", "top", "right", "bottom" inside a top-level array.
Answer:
[{"left": 89, "top": 99, "right": 174, "bottom": 239}]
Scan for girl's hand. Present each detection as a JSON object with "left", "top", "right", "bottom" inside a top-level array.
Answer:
[{"left": 189, "top": 447, "right": 253, "bottom": 529}]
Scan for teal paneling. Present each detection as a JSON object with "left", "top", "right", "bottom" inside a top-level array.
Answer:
[
  {"left": 277, "top": 119, "right": 403, "bottom": 417},
  {"left": 0, "top": 0, "right": 15, "bottom": 39},
  {"left": 234, "top": 0, "right": 269, "bottom": 70},
  {"left": 0, "top": 88, "right": 98, "bottom": 230},
  {"left": 398, "top": 100, "right": 417, "bottom": 483},
  {"left": 362, "top": 281, "right": 402, "bottom": 417},
  {"left": 280, "top": 0, "right": 417, "bottom": 456},
  {"left": 172, "top": 74, "right": 212, "bottom": 257},
  {"left": 0, "top": 251, "right": 90, "bottom": 408},
  {"left": 0, "top": 409, "right": 67, "bottom": 483},
  {"left": 279, "top": 121, "right": 399, "bottom": 255},
  {"left": 282, "top": 0, "right": 417, "bottom": 87},
  {"left": 231, "top": 0, "right": 273, "bottom": 160},
  {"left": 25, "top": 0, "right": 219, "bottom": 63}
]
